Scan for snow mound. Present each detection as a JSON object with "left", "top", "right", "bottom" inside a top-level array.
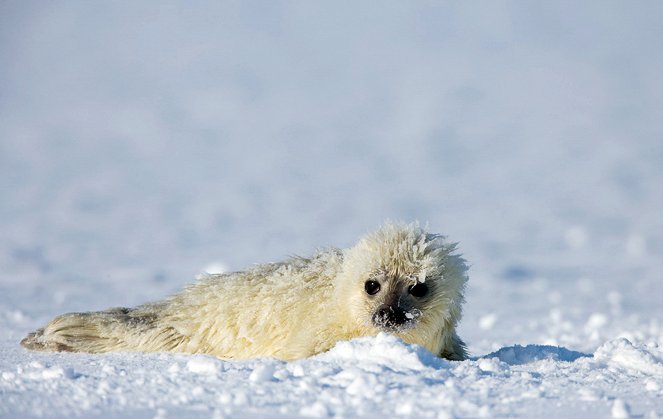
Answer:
[
  {"left": 594, "top": 338, "right": 663, "bottom": 376},
  {"left": 316, "top": 333, "right": 450, "bottom": 370},
  {"left": 484, "top": 344, "right": 590, "bottom": 365}
]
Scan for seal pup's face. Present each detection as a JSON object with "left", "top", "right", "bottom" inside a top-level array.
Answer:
[
  {"left": 337, "top": 223, "right": 468, "bottom": 354},
  {"left": 363, "top": 271, "right": 430, "bottom": 332}
]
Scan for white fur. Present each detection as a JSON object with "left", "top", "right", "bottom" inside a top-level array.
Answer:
[{"left": 22, "top": 223, "right": 468, "bottom": 360}]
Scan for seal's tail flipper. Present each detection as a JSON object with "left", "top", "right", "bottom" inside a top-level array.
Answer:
[{"left": 20, "top": 307, "right": 160, "bottom": 353}]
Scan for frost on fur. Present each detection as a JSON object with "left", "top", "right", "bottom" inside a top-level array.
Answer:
[{"left": 21, "top": 222, "right": 469, "bottom": 361}]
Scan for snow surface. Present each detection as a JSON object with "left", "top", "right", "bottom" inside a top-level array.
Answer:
[{"left": 1, "top": 1, "right": 663, "bottom": 418}]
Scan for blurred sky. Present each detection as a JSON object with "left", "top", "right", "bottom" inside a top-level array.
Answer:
[{"left": 1, "top": 2, "right": 662, "bottom": 301}]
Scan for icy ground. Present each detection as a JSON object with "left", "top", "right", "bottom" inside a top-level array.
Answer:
[{"left": 2, "top": 1, "right": 663, "bottom": 418}]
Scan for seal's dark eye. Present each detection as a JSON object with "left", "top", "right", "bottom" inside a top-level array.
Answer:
[
  {"left": 408, "top": 283, "right": 428, "bottom": 298},
  {"left": 365, "top": 280, "right": 381, "bottom": 295}
]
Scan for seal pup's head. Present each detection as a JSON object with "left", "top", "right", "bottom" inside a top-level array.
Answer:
[{"left": 337, "top": 222, "right": 468, "bottom": 359}]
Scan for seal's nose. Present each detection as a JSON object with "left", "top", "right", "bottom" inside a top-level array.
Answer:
[{"left": 372, "top": 305, "right": 408, "bottom": 329}]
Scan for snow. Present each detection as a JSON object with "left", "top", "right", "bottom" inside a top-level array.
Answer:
[
  {"left": 612, "top": 399, "right": 631, "bottom": 419},
  {"left": 5, "top": 335, "right": 661, "bottom": 418},
  {"left": 1, "top": 1, "right": 663, "bottom": 418},
  {"left": 186, "top": 357, "right": 221, "bottom": 376}
]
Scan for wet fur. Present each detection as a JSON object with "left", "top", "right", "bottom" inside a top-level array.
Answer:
[{"left": 21, "top": 223, "right": 468, "bottom": 361}]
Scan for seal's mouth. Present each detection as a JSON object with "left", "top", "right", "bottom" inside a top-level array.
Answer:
[{"left": 371, "top": 305, "right": 420, "bottom": 331}]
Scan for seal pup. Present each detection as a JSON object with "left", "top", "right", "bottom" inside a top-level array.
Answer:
[{"left": 21, "top": 223, "right": 468, "bottom": 360}]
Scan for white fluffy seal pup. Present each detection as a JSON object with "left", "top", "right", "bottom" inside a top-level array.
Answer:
[{"left": 21, "top": 223, "right": 469, "bottom": 360}]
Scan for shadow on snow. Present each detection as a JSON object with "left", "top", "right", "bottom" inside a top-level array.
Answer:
[{"left": 477, "top": 344, "right": 591, "bottom": 365}]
